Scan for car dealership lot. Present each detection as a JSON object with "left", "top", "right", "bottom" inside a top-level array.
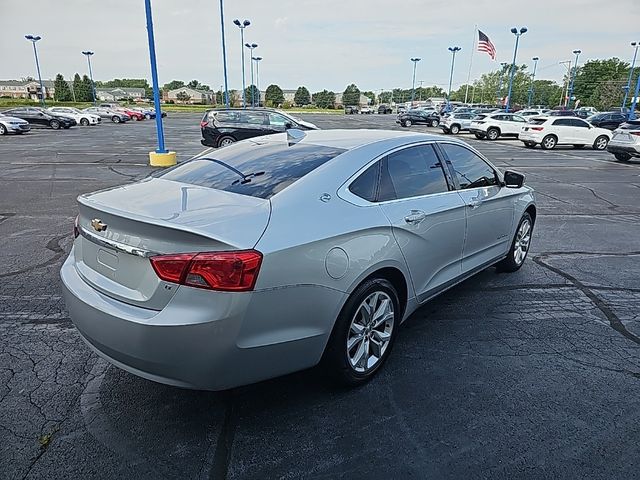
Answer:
[{"left": 2, "top": 114, "right": 640, "bottom": 479}]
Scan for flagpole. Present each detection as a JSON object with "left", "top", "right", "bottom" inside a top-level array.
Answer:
[{"left": 464, "top": 25, "right": 477, "bottom": 104}]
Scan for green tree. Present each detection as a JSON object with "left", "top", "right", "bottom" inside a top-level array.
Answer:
[
  {"left": 53, "top": 74, "right": 73, "bottom": 102},
  {"left": 245, "top": 85, "right": 260, "bottom": 106},
  {"left": 362, "top": 90, "right": 375, "bottom": 105},
  {"left": 265, "top": 84, "right": 284, "bottom": 106},
  {"left": 312, "top": 90, "right": 336, "bottom": 108},
  {"left": 379, "top": 91, "right": 392, "bottom": 104},
  {"left": 342, "top": 83, "right": 361, "bottom": 106},
  {"left": 529, "top": 80, "right": 563, "bottom": 107},
  {"left": 81, "top": 75, "right": 94, "bottom": 102},
  {"left": 163, "top": 80, "right": 185, "bottom": 91},
  {"left": 572, "top": 58, "right": 631, "bottom": 110},
  {"left": 72, "top": 73, "right": 83, "bottom": 102},
  {"left": 176, "top": 91, "right": 191, "bottom": 103},
  {"left": 293, "top": 86, "right": 311, "bottom": 106}
]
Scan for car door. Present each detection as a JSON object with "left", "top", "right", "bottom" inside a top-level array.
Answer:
[
  {"left": 550, "top": 118, "right": 576, "bottom": 144},
  {"left": 26, "top": 108, "right": 49, "bottom": 126},
  {"left": 568, "top": 118, "right": 593, "bottom": 144},
  {"left": 439, "top": 142, "right": 515, "bottom": 273},
  {"left": 376, "top": 144, "right": 466, "bottom": 301}
]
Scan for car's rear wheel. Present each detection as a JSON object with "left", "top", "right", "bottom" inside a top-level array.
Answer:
[
  {"left": 112, "top": 116, "right": 121, "bottom": 123},
  {"left": 132, "top": 115, "right": 139, "bottom": 121},
  {"left": 80, "top": 118, "right": 89, "bottom": 126},
  {"left": 217, "top": 135, "right": 236, "bottom": 148},
  {"left": 450, "top": 124, "right": 460, "bottom": 135},
  {"left": 0, "top": 124, "right": 6, "bottom": 135},
  {"left": 50, "top": 120, "right": 61, "bottom": 130},
  {"left": 323, "top": 278, "right": 399, "bottom": 386},
  {"left": 496, "top": 212, "right": 533, "bottom": 273},
  {"left": 486, "top": 128, "right": 499, "bottom": 140},
  {"left": 593, "top": 135, "right": 609, "bottom": 150},
  {"left": 474, "top": 133, "right": 485, "bottom": 139},
  {"left": 404, "top": 119, "right": 412, "bottom": 127},
  {"left": 430, "top": 119, "right": 439, "bottom": 128},
  {"left": 614, "top": 152, "right": 632, "bottom": 161},
  {"left": 572, "top": 144, "right": 585, "bottom": 149},
  {"left": 541, "top": 135, "right": 557, "bottom": 150}
]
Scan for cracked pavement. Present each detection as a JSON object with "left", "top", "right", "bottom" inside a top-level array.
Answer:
[{"left": 1, "top": 114, "right": 640, "bottom": 479}]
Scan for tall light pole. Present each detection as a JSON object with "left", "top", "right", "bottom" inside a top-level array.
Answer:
[
  {"left": 496, "top": 62, "right": 508, "bottom": 106},
  {"left": 253, "top": 56, "right": 262, "bottom": 106},
  {"left": 567, "top": 49, "right": 581, "bottom": 109},
  {"left": 622, "top": 42, "right": 639, "bottom": 110},
  {"left": 25, "top": 35, "right": 45, "bottom": 107},
  {"left": 144, "top": 0, "right": 175, "bottom": 166},
  {"left": 447, "top": 46, "right": 461, "bottom": 111},
  {"left": 629, "top": 69, "right": 640, "bottom": 120},
  {"left": 219, "top": 0, "right": 230, "bottom": 107},
  {"left": 505, "top": 26, "right": 527, "bottom": 112},
  {"left": 233, "top": 19, "right": 250, "bottom": 108},
  {"left": 82, "top": 51, "right": 96, "bottom": 105},
  {"left": 410, "top": 57, "right": 421, "bottom": 103},
  {"left": 527, "top": 56, "right": 539, "bottom": 107},
  {"left": 245, "top": 42, "right": 258, "bottom": 106}
]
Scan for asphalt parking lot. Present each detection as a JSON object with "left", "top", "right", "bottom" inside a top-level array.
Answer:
[{"left": 2, "top": 113, "right": 640, "bottom": 480}]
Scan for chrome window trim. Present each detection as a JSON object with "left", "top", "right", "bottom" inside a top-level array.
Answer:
[{"left": 79, "top": 226, "right": 158, "bottom": 258}]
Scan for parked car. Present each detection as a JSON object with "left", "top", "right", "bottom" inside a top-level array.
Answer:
[
  {"left": 518, "top": 109, "right": 546, "bottom": 117},
  {"left": 360, "top": 106, "right": 373, "bottom": 114},
  {"left": 60, "top": 129, "right": 536, "bottom": 390},
  {"left": 547, "top": 109, "right": 578, "bottom": 117},
  {"left": 116, "top": 108, "right": 145, "bottom": 121},
  {"left": 396, "top": 109, "right": 440, "bottom": 127},
  {"left": 607, "top": 119, "right": 640, "bottom": 161},
  {"left": 0, "top": 115, "right": 31, "bottom": 135},
  {"left": 83, "top": 107, "right": 130, "bottom": 123},
  {"left": 344, "top": 106, "right": 359, "bottom": 114},
  {"left": 587, "top": 112, "right": 628, "bottom": 130},
  {"left": 440, "top": 112, "right": 475, "bottom": 134},
  {"left": 200, "top": 108, "right": 319, "bottom": 147},
  {"left": 378, "top": 104, "right": 393, "bottom": 114},
  {"left": 2, "top": 107, "right": 76, "bottom": 129},
  {"left": 519, "top": 116, "right": 611, "bottom": 150},
  {"left": 469, "top": 113, "right": 527, "bottom": 140},
  {"left": 48, "top": 107, "right": 101, "bottom": 126}
]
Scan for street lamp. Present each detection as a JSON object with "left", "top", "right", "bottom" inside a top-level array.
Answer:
[
  {"left": 252, "top": 56, "right": 262, "bottom": 106},
  {"left": 622, "top": 42, "right": 640, "bottom": 109},
  {"left": 496, "top": 62, "right": 508, "bottom": 105},
  {"left": 82, "top": 51, "right": 96, "bottom": 105},
  {"left": 410, "top": 57, "right": 421, "bottom": 103},
  {"left": 447, "top": 46, "right": 461, "bottom": 110},
  {"left": 567, "top": 49, "right": 581, "bottom": 109},
  {"left": 245, "top": 42, "right": 258, "bottom": 106},
  {"left": 233, "top": 19, "right": 250, "bottom": 108},
  {"left": 505, "top": 26, "right": 527, "bottom": 112},
  {"left": 527, "top": 56, "right": 539, "bottom": 107},
  {"left": 25, "top": 35, "right": 45, "bottom": 107},
  {"left": 219, "top": 0, "right": 230, "bottom": 107}
]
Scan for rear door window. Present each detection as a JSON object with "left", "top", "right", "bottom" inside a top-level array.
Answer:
[{"left": 552, "top": 119, "right": 572, "bottom": 126}]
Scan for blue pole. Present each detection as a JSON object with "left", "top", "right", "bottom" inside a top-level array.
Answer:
[
  {"left": 86, "top": 55, "right": 96, "bottom": 106},
  {"left": 622, "top": 43, "right": 639, "bottom": 110},
  {"left": 240, "top": 28, "right": 246, "bottom": 108},
  {"left": 629, "top": 72, "right": 640, "bottom": 120},
  {"left": 527, "top": 57, "right": 538, "bottom": 107},
  {"left": 31, "top": 42, "right": 45, "bottom": 107},
  {"left": 219, "top": 0, "right": 230, "bottom": 107},
  {"left": 567, "top": 50, "right": 581, "bottom": 109},
  {"left": 505, "top": 35, "right": 521, "bottom": 113},
  {"left": 144, "top": 0, "right": 166, "bottom": 153}
]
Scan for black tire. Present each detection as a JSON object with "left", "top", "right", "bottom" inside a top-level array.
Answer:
[
  {"left": 217, "top": 135, "right": 236, "bottom": 148},
  {"left": 486, "top": 128, "right": 499, "bottom": 140},
  {"left": 430, "top": 119, "right": 439, "bottom": 128},
  {"left": 572, "top": 144, "right": 585, "bottom": 149},
  {"left": 614, "top": 152, "right": 632, "bottom": 161},
  {"left": 0, "top": 124, "right": 6, "bottom": 135},
  {"left": 474, "top": 133, "right": 485, "bottom": 139},
  {"left": 496, "top": 212, "right": 533, "bottom": 273},
  {"left": 540, "top": 135, "right": 557, "bottom": 150},
  {"left": 593, "top": 135, "right": 609, "bottom": 151},
  {"left": 112, "top": 116, "right": 121, "bottom": 123},
  {"left": 400, "top": 121, "right": 408, "bottom": 128},
  {"left": 80, "top": 118, "right": 89, "bottom": 126},
  {"left": 523, "top": 141, "right": 535, "bottom": 148},
  {"left": 405, "top": 119, "right": 412, "bottom": 127},
  {"left": 322, "top": 278, "right": 400, "bottom": 386},
  {"left": 450, "top": 124, "right": 460, "bottom": 135},
  {"left": 50, "top": 120, "right": 61, "bottom": 130}
]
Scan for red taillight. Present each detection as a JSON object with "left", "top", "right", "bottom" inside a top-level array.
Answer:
[
  {"left": 531, "top": 126, "right": 544, "bottom": 131},
  {"left": 150, "top": 250, "right": 263, "bottom": 292},
  {"left": 200, "top": 121, "right": 208, "bottom": 128},
  {"left": 73, "top": 215, "right": 80, "bottom": 238}
]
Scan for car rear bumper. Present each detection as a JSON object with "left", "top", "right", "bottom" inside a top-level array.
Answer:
[
  {"left": 201, "top": 128, "right": 220, "bottom": 147},
  {"left": 519, "top": 132, "right": 543, "bottom": 143},
  {"left": 607, "top": 143, "right": 640, "bottom": 156},
  {"left": 469, "top": 127, "right": 487, "bottom": 134},
  {"left": 61, "top": 250, "right": 341, "bottom": 390}
]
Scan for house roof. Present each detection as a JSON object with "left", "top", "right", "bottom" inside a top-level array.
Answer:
[{"left": 168, "top": 87, "right": 213, "bottom": 95}]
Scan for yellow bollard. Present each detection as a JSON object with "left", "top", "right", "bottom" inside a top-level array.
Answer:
[{"left": 149, "top": 151, "right": 177, "bottom": 167}]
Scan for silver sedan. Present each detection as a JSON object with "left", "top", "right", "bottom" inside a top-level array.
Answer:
[{"left": 61, "top": 129, "right": 536, "bottom": 390}]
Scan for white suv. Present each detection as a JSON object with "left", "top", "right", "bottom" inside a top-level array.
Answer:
[
  {"left": 469, "top": 113, "right": 527, "bottom": 140},
  {"left": 607, "top": 120, "right": 640, "bottom": 161},
  {"left": 48, "top": 107, "right": 101, "bottom": 126},
  {"left": 519, "top": 116, "right": 611, "bottom": 150}
]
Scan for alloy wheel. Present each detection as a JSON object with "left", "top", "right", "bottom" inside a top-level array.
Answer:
[
  {"left": 219, "top": 137, "right": 235, "bottom": 147},
  {"left": 346, "top": 291, "right": 395, "bottom": 373},
  {"left": 513, "top": 218, "right": 531, "bottom": 266},
  {"left": 0, "top": 124, "right": 6, "bottom": 135},
  {"left": 594, "top": 136, "right": 608, "bottom": 150}
]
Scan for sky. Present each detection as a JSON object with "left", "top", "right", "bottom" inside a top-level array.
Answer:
[{"left": 1, "top": 0, "right": 639, "bottom": 93}]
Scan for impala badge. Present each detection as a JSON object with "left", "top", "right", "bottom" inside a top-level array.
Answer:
[{"left": 91, "top": 218, "right": 107, "bottom": 232}]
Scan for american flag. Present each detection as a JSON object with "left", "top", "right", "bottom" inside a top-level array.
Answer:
[{"left": 477, "top": 30, "right": 496, "bottom": 60}]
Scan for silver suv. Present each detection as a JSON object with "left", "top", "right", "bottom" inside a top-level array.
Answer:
[
  {"left": 440, "top": 112, "right": 475, "bottom": 135},
  {"left": 607, "top": 120, "right": 640, "bottom": 161}
]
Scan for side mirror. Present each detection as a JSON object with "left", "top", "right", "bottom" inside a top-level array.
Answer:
[
  {"left": 284, "top": 122, "right": 293, "bottom": 129},
  {"left": 504, "top": 170, "right": 525, "bottom": 189}
]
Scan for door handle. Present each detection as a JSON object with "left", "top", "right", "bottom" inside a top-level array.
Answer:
[
  {"left": 404, "top": 210, "right": 426, "bottom": 224},
  {"left": 467, "top": 199, "right": 482, "bottom": 209}
]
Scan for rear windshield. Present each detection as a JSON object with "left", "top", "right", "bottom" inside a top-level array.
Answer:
[
  {"left": 158, "top": 141, "right": 346, "bottom": 199},
  {"left": 529, "top": 118, "right": 547, "bottom": 125},
  {"left": 474, "top": 115, "right": 486, "bottom": 120}
]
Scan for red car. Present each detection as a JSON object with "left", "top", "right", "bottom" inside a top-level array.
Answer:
[{"left": 118, "top": 108, "right": 145, "bottom": 121}]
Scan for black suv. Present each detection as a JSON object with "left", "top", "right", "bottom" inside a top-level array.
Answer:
[
  {"left": 2, "top": 107, "right": 76, "bottom": 130},
  {"left": 200, "top": 108, "right": 318, "bottom": 148},
  {"left": 587, "top": 112, "right": 628, "bottom": 130},
  {"left": 396, "top": 109, "right": 440, "bottom": 127},
  {"left": 377, "top": 104, "right": 392, "bottom": 114}
]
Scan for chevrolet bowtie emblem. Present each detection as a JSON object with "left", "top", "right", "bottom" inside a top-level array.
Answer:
[{"left": 91, "top": 218, "right": 107, "bottom": 232}]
